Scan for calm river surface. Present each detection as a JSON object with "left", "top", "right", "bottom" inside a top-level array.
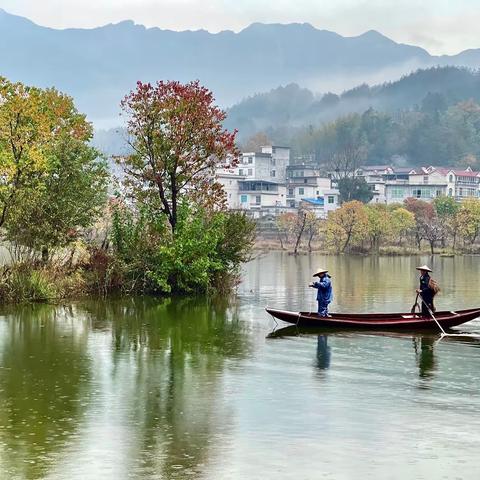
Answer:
[{"left": 1, "top": 253, "right": 480, "bottom": 479}]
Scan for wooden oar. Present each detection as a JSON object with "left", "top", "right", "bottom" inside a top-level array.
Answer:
[
  {"left": 419, "top": 294, "right": 447, "bottom": 335},
  {"left": 410, "top": 294, "right": 420, "bottom": 314}
]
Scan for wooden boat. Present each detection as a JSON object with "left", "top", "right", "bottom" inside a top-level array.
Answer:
[{"left": 265, "top": 307, "right": 480, "bottom": 330}]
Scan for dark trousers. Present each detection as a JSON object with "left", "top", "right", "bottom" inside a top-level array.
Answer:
[{"left": 421, "top": 299, "right": 435, "bottom": 316}]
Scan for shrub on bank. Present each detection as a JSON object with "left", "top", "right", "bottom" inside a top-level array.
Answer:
[{"left": 110, "top": 202, "right": 255, "bottom": 295}]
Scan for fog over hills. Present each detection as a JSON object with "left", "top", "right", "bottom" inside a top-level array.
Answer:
[
  {"left": 225, "top": 66, "right": 480, "bottom": 139},
  {"left": 1, "top": 8, "right": 480, "bottom": 127}
]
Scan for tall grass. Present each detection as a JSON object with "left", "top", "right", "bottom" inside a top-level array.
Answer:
[{"left": 0, "top": 265, "right": 57, "bottom": 303}]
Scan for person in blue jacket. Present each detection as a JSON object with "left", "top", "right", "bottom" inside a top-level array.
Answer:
[{"left": 309, "top": 268, "right": 333, "bottom": 317}]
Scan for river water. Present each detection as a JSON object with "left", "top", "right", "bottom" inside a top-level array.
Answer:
[{"left": 1, "top": 253, "right": 480, "bottom": 479}]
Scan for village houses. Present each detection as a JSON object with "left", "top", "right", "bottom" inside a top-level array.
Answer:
[{"left": 216, "top": 146, "right": 340, "bottom": 218}]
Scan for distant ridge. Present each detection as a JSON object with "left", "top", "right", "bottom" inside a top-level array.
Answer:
[{"left": 1, "top": 8, "right": 480, "bottom": 125}]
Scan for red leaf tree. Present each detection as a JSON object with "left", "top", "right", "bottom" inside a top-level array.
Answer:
[{"left": 120, "top": 80, "right": 239, "bottom": 233}]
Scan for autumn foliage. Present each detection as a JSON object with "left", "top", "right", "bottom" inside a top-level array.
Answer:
[{"left": 120, "top": 80, "right": 240, "bottom": 233}]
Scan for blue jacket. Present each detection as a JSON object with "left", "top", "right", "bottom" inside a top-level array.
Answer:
[{"left": 312, "top": 276, "right": 333, "bottom": 304}]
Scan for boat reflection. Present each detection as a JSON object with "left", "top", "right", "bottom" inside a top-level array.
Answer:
[{"left": 267, "top": 325, "right": 480, "bottom": 382}]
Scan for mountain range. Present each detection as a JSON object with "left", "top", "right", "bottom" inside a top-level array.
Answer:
[{"left": 1, "top": 8, "right": 480, "bottom": 127}]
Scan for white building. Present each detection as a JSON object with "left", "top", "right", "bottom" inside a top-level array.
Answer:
[
  {"left": 216, "top": 166, "right": 245, "bottom": 209},
  {"left": 237, "top": 180, "right": 287, "bottom": 218},
  {"left": 299, "top": 189, "right": 340, "bottom": 218},
  {"left": 435, "top": 167, "right": 480, "bottom": 200},
  {"left": 238, "top": 145, "right": 290, "bottom": 183},
  {"left": 217, "top": 147, "right": 341, "bottom": 217},
  {"left": 358, "top": 165, "right": 480, "bottom": 204},
  {"left": 286, "top": 164, "right": 338, "bottom": 209}
]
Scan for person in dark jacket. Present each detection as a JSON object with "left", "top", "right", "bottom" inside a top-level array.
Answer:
[
  {"left": 415, "top": 265, "right": 435, "bottom": 316},
  {"left": 310, "top": 268, "right": 333, "bottom": 317}
]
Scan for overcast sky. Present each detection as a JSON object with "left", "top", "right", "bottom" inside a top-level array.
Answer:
[{"left": 1, "top": 0, "right": 479, "bottom": 55}]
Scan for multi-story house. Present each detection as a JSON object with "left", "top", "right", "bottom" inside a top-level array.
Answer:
[
  {"left": 238, "top": 145, "right": 290, "bottom": 183},
  {"left": 384, "top": 166, "right": 447, "bottom": 203},
  {"left": 217, "top": 147, "right": 340, "bottom": 217},
  {"left": 365, "top": 165, "right": 480, "bottom": 204},
  {"left": 437, "top": 167, "right": 480, "bottom": 200},
  {"left": 286, "top": 165, "right": 333, "bottom": 207}
]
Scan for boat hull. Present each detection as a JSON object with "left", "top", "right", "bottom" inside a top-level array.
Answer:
[{"left": 265, "top": 307, "right": 480, "bottom": 330}]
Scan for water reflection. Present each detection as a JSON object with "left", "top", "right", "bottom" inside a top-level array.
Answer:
[
  {"left": 316, "top": 336, "right": 331, "bottom": 370},
  {"left": 1, "top": 253, "right": 480, "bottom": 479},
  {"left": 0, "top": 304, "right": 91, "bottom": 479},
  {"left": 413, "top": 336, "right": 437, "bottom": 381},
  {"left": 0, "top": 297, "right": 251, "bottom": 479}
]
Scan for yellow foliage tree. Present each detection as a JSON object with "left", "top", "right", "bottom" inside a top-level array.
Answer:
[
  {"left": 0, "top": 77, "right": 91, "bottom": 229},
  {"left": 325, "top": 200, "right": 369, "bottom": 252},
  {"left": 457, "top": 198, "right": 480, "bottom": 247}
]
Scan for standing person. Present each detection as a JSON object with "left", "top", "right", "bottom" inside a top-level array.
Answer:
[
  {"left": 310, "top": 268, "right": 333, "bottom": 317},
  {"left": 415, "top": 265, "right": 435, "bottom": 316}
]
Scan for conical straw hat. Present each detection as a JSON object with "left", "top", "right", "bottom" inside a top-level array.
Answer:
[
  {"left": 313, "top": 268, "right": 328, "bottom": 277},
  {"left": 416, "top": 265, "right": 432, "bottom": 272}
]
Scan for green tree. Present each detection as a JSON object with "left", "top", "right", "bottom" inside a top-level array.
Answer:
[
  {"left": 5, "top": 136, "right": 108, "bottom": 259},
  {"left": 338, "top": 177, "right": 374, "bottom": 204},
  {"left": 0, "top": 77, "right": 92, "bottom": 231},
  {"left": 433, "top": 196, "right": 460, "bottom": 248}
]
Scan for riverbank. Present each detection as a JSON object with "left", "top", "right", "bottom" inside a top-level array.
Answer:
[{"left": 253, "top": 237, "right": 472, "bottom": 256}]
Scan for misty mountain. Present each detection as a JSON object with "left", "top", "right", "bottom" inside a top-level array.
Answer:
[
  {"left": 1, "top": 8, "right": 480, "bottom": 127},
  {"left": 92, "top": 66, "right": 480, "bottom": 157},
  {"left": 226, "top": 66, "right": 480, "bottom": 139}
]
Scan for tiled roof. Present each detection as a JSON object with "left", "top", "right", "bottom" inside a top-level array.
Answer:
[{"left": 433, "top": 167, "right": 479, "bottom": 177}]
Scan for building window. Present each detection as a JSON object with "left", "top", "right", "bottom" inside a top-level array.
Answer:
[
  {"left": 271, "top": 159, "right": 276, "bottom": 166},
  {"left": 449, "top": 174, "right": 454, "bottom": 182},
  {"left": 255, "top": 195, "right": 261, "bottom": 205},
  {"left": 316, "top": 190, "right": 319, "bottom": 195},
  {"left": 288, "top": 188, "right": 294, "bottom": 195},
  {"left": 271, "top": 170, "right": 276, "bottom": 177},
  {"left": 436, "top": 190, "right": 442, "bottom": 197},
  {"left": 448, "top": 188, "right": 453, "bottom": 197},
  {"left": 391, "top": 188, "right": 405, "bottom": 199},
  {"left": 328, "top": 196, "right": 335, "bottom": 204},
  {"left": 423, "top": 176, "right": 429, "bottom": 184},
  {"left": 239, "top": 169, "right": 244, "bottom": 176},
  {"left": 241, "top": 195, "right": 248, "bottom": 203},
  {"left": 459, "top": 187, "right": 463, "bottom": 196},
  {"left": 248, "top": 157, "right": 253, "bottom": 164},
  {"left": 304, "top": 178, "right": 308, "bottom": 183},
  {"left": 413, "top": 188, "right": 433, "bottom": 198},
  {"left": 248, "top": 169, "right": 253, "bottom": 176},
  {"left": 299, "top": 188, "right": 304, "bottom": 195}
]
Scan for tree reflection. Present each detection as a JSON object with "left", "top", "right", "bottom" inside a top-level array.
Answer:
[
  {"left": 0, "top": 304, "right": 91, "bottom": 479},
  {"left": 78, "top": 295, "right": 251, "bottom": 478}
]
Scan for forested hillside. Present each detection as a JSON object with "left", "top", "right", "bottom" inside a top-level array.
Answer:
[{"left": 226, "top": 66, "right": 480, "bottom": 141}]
